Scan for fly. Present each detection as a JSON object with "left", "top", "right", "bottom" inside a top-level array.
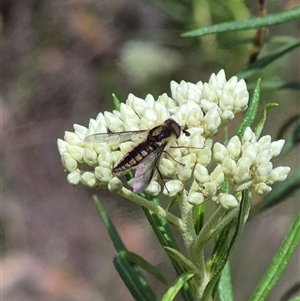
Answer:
[{"left": 84, "top": 119, "right": 190, "bottom": 193}]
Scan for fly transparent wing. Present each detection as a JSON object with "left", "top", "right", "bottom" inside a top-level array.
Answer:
[
  {"left": 84, "top": 130, "right": 146, "bottom": 144},
  {"left": 133, "top": 145, "right": 165, "bottom": 193}
]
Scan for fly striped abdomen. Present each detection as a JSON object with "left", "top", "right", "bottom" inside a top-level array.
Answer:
[{"left": 113, "top": 140, "right": 164, "bottom": 174}]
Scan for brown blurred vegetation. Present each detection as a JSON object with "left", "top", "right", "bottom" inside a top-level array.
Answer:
[{"left": 2, "top": 0, "right": 299, "bottom": 300}]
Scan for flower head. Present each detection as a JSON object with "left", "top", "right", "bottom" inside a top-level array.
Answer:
[{"left": 57, "top": 70, "right": 290, "bottom": 208}]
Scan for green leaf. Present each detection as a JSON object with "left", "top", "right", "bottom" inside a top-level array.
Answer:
[
  {"left": 236, "top": 79, "right": 261, "bottom": 139},
  {"left": 164, "top": 247, "right": 198, "bottom": 274},
  {"left": 114, "top": 252, "right": 157, "bottom": 301},
  {"left": 204, "top": 191, "right": 251, "bottom": 299},
  {"left": 182, "top": 8, "right": 300, "bottom": 37},
  {"left": 141, "top": 196, "right": 196, "bottom": 301},
  {"left": 250, "top": 167, "right": 300, "bottom": 216},
  {"left": 254, "top": 103, "right": 278, "bottom": 138},
  {"left": 161, "top": 272, "right": 195, "bottom": 301},
  {"left": 218, "top": 262, "right": 234, "bottom": 301},
  {"left": 112, "top": 93, "right": 121, "bottom": 111},
  {"left": 237, "top": 39, "right": 300, "bottom": 79},
  {"left": 122, "top": 250, "right": 168, "bottom": 284},
  {"left": 93, "top": 195, "right": 126, "bottom": 252},
  {"left": 249, "top": 214, "right": 300, "bottom": 301},
  {"left": 193, "top": 203, "right": 206, "bottom": 235}
]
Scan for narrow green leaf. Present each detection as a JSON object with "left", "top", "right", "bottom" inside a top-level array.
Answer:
[
  {"left": 254, "top": 103, "right": 278, "bottom": 138},
  {"left": 218, "top": 262, "right": 234, "bottom": 301},
  {"left": 204, "top": 191, "right": 251, "bottom": 299},
  {"left": 249, "top": 214, "right": 300, "bottom": 301},
  {"left": 122, "top": 250, "right": 167, "bottom": 284},
  {"left": 250, "top": 167, "right": 300, "bottom": 216},
  {"left": 236, "top": 79, "right": 261, "bottom": 139},
  {"left": 161, "top": 272, "right": 195, "bottom": 301},
  {"left": 182, "top": 8, "right": 300, "bottom": 37},
  {"left": 112, "top": 93, "right": 121, "bottom": 111},
  {"left": 142, "top": 196, "right": 196, "bottom": 301},
  {"left": 193, "top": 203, "right": 206, "bottom": 235},
  {"left": 93, "top": 195, "right": 126, "bottom": 252},
  {"left": 114, "top": 253, "right": 157, "bottom": 301},
  {"left": 237, "top": 40, "right": 300, "bottom": 79},
  {"left": 164, "top": 247, "right": 198, "bottom": 274}
]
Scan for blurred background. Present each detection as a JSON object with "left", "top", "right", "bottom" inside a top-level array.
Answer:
[{"left": 2, "top": 0, "right": 299, "bottom": 300}]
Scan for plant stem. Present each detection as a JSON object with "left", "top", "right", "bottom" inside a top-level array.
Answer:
[{"left": 118, "top": 187, "right": 184, "bottom": 230}]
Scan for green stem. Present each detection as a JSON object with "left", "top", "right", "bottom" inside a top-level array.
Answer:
[{"left": 118, "top": 187, "right": 183, "bottom": 230}]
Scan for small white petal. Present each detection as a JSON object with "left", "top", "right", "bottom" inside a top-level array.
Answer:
[
  {"left": 270, "top": 140, "right": 285, "bottom": 157},
  {"left": 108, "top": 177, "right": 123, "bottom": 192},
  {"left": 67, "top": 170, "right": 81, "bottom": 185},
  {"left": 216, "top": 193, "right": 238, "bottom": 209},
  {"left": 255, "top": 162, "right": 273, "bottom": 182},
  {"left": 62, "top": 152, "right": 78, "bottom": 172},
  {"left": 57, "top": 139, "right": 68, "bottom": 156},
  {"left": 253, "top": 182, "right": 272, "bottom": 195},
  {"left": 188, "top": 192, "right": 205, "bottom": 205},
  {"left": 66, "top": 144, "right": 84, "bottom": 162},
  {"left": 163, "top": 180, "right": 184, "bottom": 197},
  {"left": 210, "top": 165, "right": 224, "bottom": 186},
  {"left": 145, "top": 181, "right": 161, "bottom": 196},
  {"left": 267, "top": 166, "right": 291, "bottom": 184},
  {"left": 213, "top": 142, "right": 228, "bottom": 164},
  {"left": 81, "top": 172, "right": 97, "bottom": 187},
  {"left": 222, "top": 156, "right": 237, "bottom": 177},
  {"left": 227, "top": 136, "right": 241, "bottom": 159},
  {"left": 242, "top": 127, "right": 256, "bottom": 143},
  {"left": 95, "top": 166, "right": 113, "bottom": 183},
  {"left": 83, "top": 145, "right": 98, "bottom": 166},
  {"left": 194, "top": 163, "right": 209, "bottom": 183}
]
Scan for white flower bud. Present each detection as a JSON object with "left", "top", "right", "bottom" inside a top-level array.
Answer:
[
  {"left": 233, "top": 89, "right": 249, "bottom": 112},
  {"left": 242, "top": 127, "right": 256, "bottom": 143},
  {"left": 270, "top": 140, "right": 285, "bottom": 157},
  {"left": 83, "top": 145, "right": 98, "bottom": 166},
  {"left": 222, "top": 156, "right": 237, "bottom": 177},
  {"left": 160, "top": 158, "right": 176, "bottom": 177},
  {"left": 213, "top": 142, "right": 228, "bottom": 163},
  {"left": 216, "top": 193, "right": 238, "bottom": 209},
  {"left": 210, "top": 165, "right": 224, "bottom": 186},
  {"left": 98, "top": 148, "right": 113, "bottom": 169},
  {"left": 66, "top": 144, "right": 84, "bottom": 162},
  {"left": 233, "top": 164, "right": 251, "bottom": 184},
  {"left": 73, "top": 124, "right": 88, "bottom": 138},
  {"left": 203, "top": 108, "right": 221, "bottom": 136},
  {"left": 81, "top": 172, "right": 97, "bottom": 187},
  {"left": 243, "top": 143, "right": 259, "bottom": 162},
  {"left": 188, "top": 192, "right": 205, "bottom": 205},
  {"left": 227, "top": 136, "right": 241, "bottom": 159},
  {"left": 194, "top": 163, "right": 209, "bottom": 183},
  {"left": 197, "top": 147, "right": 212, "bottom": 166},
  {"left": 187, "top": 107, "right": 202, "bottom": 127},
  {"left": 145, "top": 181, "right": 161, "bottom": 196},
  {"left": 62, "top": 152, "right": 78, "bottom": 172},
  {"left": 67, "top": 170, "right": 81, "bottom": 185},
  {"left": 95, "top": 166, "right": 112, "bottom": 183},
  {"left": 104, "top": 111, "right": 124, "bottom": 132},
  {"left": 64, "top": 131, "right": 84, "bottom": 146},
  {"left": 267, "top": 166, "right": 291, "bottom": 184},
  {"left": 127, "top": 94, "right": 148, "bottom": 117},
  {"left": 255, "top": 162, "right": 273, "bottom": 182},
  {"left": 253, "top": 182, "right": 272, "bottom": 195},
  {"left": 57, "top": 139, "right": 68, "bottom": 156},
  {"left": 255, "top": 149, "right": 272, "bottom": 165},
  {"left": 257, "top": 135, "right": 271, "bottom": 151},
  {"left": 108, "top": 177, "right": 123, "bottom": 192},
  {"left": 163, "top": 180, "right": 184, "bottom": 197},
  {"left": 219, "top": 93, "right": 234, "bottom": 112},
  {"left": 120, "top": 103, "right": 138, "bottom": 119},
  {"left": 202, "top": 182, "right": 218, "bottom": 197},
  {"left": 221, "top": 110, "right": 235, "bottom": 122}
]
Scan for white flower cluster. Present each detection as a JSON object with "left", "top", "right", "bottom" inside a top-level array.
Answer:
[{"left": 57, "top": 70, "right": 290, "bottom": 208}]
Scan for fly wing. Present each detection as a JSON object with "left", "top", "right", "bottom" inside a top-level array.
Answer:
[
  {"left": 133, "top": 144, "right": 165, "bottom": 194},
  {"left": 84, "top": 130, "right": 146, "bottom": 144}
]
